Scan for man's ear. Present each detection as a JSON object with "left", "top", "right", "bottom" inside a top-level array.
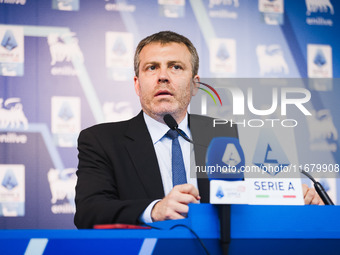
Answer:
[
  {"left": 134, "top": 76, "right": 140, "bottom": 97},
  {"left": 191, "top": 75, "right": 200, "bottom": 96}
]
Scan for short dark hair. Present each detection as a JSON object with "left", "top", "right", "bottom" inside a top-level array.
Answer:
[{"left": 134, "top": 31, "right": 199, "bottom": 78}]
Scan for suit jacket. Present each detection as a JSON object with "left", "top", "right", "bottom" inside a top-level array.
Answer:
[{"left": 74, "top": 111, "right": 238, "bottom": 229}]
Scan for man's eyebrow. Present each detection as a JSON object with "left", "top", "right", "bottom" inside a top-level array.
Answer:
[
  {"left": 141, "top": 60, "right": 187, "bottom": 67},
  {"left": 168, "top": 60, "right": 187, "bottom": 66},
  {"left": 141, "top": 61, "right": 159, "bottom": 67}
]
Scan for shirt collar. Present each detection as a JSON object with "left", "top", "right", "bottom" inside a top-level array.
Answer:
[{"left": 143, "top": 112, "right": 191, "bottom": 144}]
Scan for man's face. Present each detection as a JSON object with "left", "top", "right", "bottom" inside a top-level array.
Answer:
[{"left": 134, "top": 42, "right": 199, "bottom": 123}]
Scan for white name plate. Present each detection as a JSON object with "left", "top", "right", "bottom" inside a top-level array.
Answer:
[
  {"left": 210, "top": 178, "right": 304, "bottom": 205},
  {"left": 247, "top": 178, "right": 304, "bottom": 205}
]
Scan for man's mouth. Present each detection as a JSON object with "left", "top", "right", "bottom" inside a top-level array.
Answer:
[{"left": 155, "top": 90, "right": 173, "bottom": 97}]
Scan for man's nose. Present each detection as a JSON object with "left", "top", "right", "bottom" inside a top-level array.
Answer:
[{"left": 158, "top": 67, "right": 169, "bottom": 83}]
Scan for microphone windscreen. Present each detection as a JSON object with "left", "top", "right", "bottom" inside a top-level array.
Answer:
[
  {"left": 206, "top": 137, "right": 245, "bottom": 180},
  {"left": 163, "top": 114, "right": 178, "bottom": 130}
]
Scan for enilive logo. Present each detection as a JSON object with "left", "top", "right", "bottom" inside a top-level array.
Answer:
[
  {"left": 0, "top": 98, "right": 28, "bottom": 130},
  {"left": 307, "top": 109, "right": 338, "bottom": 152},
  {"left": 48, "top": 33, "right": 84, "bottom": 65},
  {"left": 256, "top": 44, "right": 289, "bottom": 76},
  {"left": 197, "top": 81, "right": 222, "bottom": 106},
  {"left": 48, "top": 168, "right": 76, "bottom": 214},
  {"left": 0, "top": 0, "right": 26, "bottom": 5},
  {"left": 306, "top": 0, "right": 334, "bottom": 15},
  {"left": 209, "top": 0, "right": 239, "bottom": 8}
]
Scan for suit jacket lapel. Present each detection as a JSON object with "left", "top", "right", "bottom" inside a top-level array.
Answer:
[{"left": 125, "top": 111, "right": 165, "bottom": 199}]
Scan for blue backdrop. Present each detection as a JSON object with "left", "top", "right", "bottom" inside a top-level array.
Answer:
[{"left": 0, "top": 0, "right": 339, "bottom": 229}]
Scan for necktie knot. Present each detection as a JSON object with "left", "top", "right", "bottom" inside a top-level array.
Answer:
[{"left": 166, "top": 129, "right": 179, "bottom": 140}]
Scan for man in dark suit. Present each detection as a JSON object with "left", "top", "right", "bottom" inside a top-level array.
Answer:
[
  {"left": 74, "top": 31, "right": 235, "bottom": 229},
  {"left": 74, "top": 111, "right": 238, "bottom": 228},
  {"left": 74, "top": 31, "right": 323, "bottom": 229}
]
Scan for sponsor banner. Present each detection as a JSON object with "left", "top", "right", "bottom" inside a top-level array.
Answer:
[
  {"left": 103, "top": 101, "right": 134, "bottom": 122},
  {"left": 0, "top": 0, "right": 26, "bottom": 5},
  {"left": 158, "top": 0, "right": 185, "bottom": 18},
  {"left": 0, "top": 132, "right": 27, "bottom": 144},
  {"left": 51, "top": 96, "right": 81, "bottom": 147},
  {"left": 305, "top": 0, "right": 334, "bottom": 26},
  {"left": 47, "top": 32, "right": 84, "bottom": 76},
  {"left": 0, "top": 25, "right": 24, "bottom": 77},
  {"left": 48, "top": 168, "right": 76, "bottom": 214},
  {"left": 105, "top": 32, "right": 134, "bottom": 81},
  {"left": 308, "top": 44, "right": 333, "bottom": 78},
  {"left": 208, "top": 0, "right": 239, "bottom": 19},
  {"left": 256, "top": 44, "right": 289, "bottom": 77},
  {"left": 307, "top": 109, "right": 338, "bottom": 152},
  {"left": 104, "top": 0, "right": 136, "bottom": 12},
  {"left": 0, "top": 98, "right": 29, "bottom": 130},
  {"left": 0, "top": 164, "right": 25, "bottom": 217},
  {"left": 52, "top": 0, "right": 80, "bottom": 11},
  {"left": 258, "top": 0, "right": 284, "bottom": 25},
  {"left": 210, "top": 38, "right": 236, "bottom": 75},
  {"left": 308, "top": 78, "right": 333, "bottom": 91}
]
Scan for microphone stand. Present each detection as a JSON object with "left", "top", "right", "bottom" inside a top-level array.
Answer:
[
  {"left": 218, "top": 204, "right": 231, "bottom": 255},
  {"left": 164, "top": 113, "right": 232, "bottom": 253}
]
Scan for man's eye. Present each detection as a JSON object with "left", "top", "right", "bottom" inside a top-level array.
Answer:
[
  {"left": 148, "top": 66, "right": 156, "bottom": 70},
  {"left": 173, "top": 65, "right": 182, "bottom": 70}
]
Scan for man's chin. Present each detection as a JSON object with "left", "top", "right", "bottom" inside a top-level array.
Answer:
[
  {"left": 152, "top": 103, "right": 177, "bottom": 115},
  {"left": 144, "top": 102, "right": 187, "bottom": 121},
  {"left": 156, "top": 108, "right": 188, "bottom": 122},
  {"left": 156, "top": 110, "right": 176, "bottom": 118},
  {"left": 148, "top": 108, "right": 177, "bottom": 121}
]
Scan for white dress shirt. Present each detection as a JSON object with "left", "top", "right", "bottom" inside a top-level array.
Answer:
[{"left": 140, "top": 112, "right": 198, "bottom": 223}]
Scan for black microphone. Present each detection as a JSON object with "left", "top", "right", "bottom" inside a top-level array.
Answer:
[
  {"left": 300, "top": 169, "right": 334, "bottom": 205},
  {"left": 163, "top": 114, "right": 194, "bottom": 144}
]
